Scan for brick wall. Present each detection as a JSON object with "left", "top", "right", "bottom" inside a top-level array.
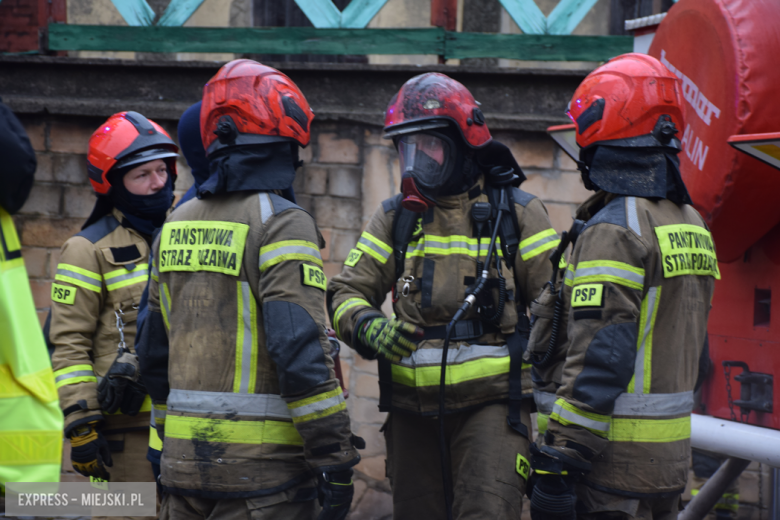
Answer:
[
  {"left": 15, "top": 113, "right": 769, "bottom": 520},
  {"left": 0, "top": 0, "right": 66, "bottom": 54}
]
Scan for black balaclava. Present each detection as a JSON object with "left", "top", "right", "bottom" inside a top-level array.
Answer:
[{"left": 107, "top": 163, "right": 174, "bottom": 236}]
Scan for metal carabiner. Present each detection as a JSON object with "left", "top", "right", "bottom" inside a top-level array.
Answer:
[
  {"left": 401, "top": 276, "right": 414, "bottom": 297},
  {"left": 114, "top": 309, "right": 127, "bottom": 353}
]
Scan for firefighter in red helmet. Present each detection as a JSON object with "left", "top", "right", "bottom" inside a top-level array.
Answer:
[
  {"left": 328, "top": 72, "right": 559, "bottom": 519},
  {"left": 526, "top": 53, "right": 717, "bottom": 520},
  {"left": 49, "top": 111, "right": 178, "bottom": 486},
  {"left": 136, "top": 59, "right": 361, "bottom": 520}
]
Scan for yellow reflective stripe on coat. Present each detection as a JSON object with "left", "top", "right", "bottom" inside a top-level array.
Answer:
[
  {"left": 356, "top": 232, "right": 392, "bottom": 264},
  {"left": 608, "top": 416, "right": 690, "bottom": 443},
  {"left": 160, "top": 283, "right": 172, "bottom": 330},
  {"left": 259, "top": 240, "right": 322, "bottom": 272},
  {"left": 391, "top": 355, "right": 509, "bottom": 387},
  {"left": 654, "top": 223, "right": 720, "bottom": 279},
  {"left": 288, "top": 387, "right": 347, "bottom": 424},
  {"left": 550, "top": 398, "right": 610, "bottom": 438},
  {"left": 104, "top": 264, "right": 149, "bottom": 291},
  {"left": 0, "top": 429, "right": 63, "bottom": 465},
  {"left": 537, "top": 413, "right": 550, "bottom": 435},
  {"left": 406, "top": 235, "right": 503, "bottom": 259},
  {"left": 564, "top": 264, "right": 575, "bottom": 287},
  {"left": 149, "top": 424, "right": 163, "bottom": 451},
  {"left": 628, "top": 286, "right": 662, "bottom": 394},
  {"left": 159, "top": 220, "right": 249, "bottom": 276},
  {"left": 107, "top": 395, "right": 152, "bottom": 415},
  {"left": 519, "top": 228, "right": 560, "bottom": 261},
  {"left": 55, "top": 263, "right": 102, "bottom": 293},
  {"left": 333, "top": 298, "right": 372, "bottom": 338},
  {"left": 165, "top": 415, "right": 303, "bottom": 446},
  {"left": 234, "top": 281, "right": 258, "bottom": 394},
  {"left": 572, "top": 260, "right": 645, "bottom": 290},
  {"left": 53, "top": 364, "right": 97, "bottom": 388}
]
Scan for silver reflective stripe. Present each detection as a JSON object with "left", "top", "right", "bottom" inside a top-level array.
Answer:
[
  {"left": 633, "top": 286, "right": 658, "bottom": 394},
  {"left": 259, "top": 192, "right": 273, "bottom": 224},
  {"left": 160, "top": 283, "right": 171, "bottom": 324},
  {"left": 533, "top": 389, "right": 557, "bottom": 415},
  {"left": 357, "top": 236, "right": 391, "bottom": 261},
  {"left": 565, "top": 266, "right": 575, "bottom": 284},
  {"left": 105, "top": 267, "right": 148, "bottom": 286},
  {"left": 259, "top": 245, "right": 321, "bottom": 267},
  {"left": 151, "top": 262, "right": 159, "bottom": 278},
  {"left": 613, "top": 391, "right": 693, "bottom": 417},
  {"left": 520, "top": 234, "right": 559, "bottom": 257},
  {"left": 552, "top": 402, "right": 610, "bottom": 433},
  {"left": 626, "top": 197, "right": 641, "bottom": 236},
  {"left": 574, "top": 265, "right": 644, "bottom": 286},
  {"left": 396, "top": 344, "right": 509, "bottom": 368},
  {"left": 422, "top": 237, "right": 494, "bottom": 255},
  {"left": 56, "top": 268, "right": 102, "bottom": 289},
  {"left": 54, "top": 370, "right": 94, "bottom": 383},
  {"left": 289, "top": 393, "right": 345, "bottom": 420},
  {"left": 238, "top": 281, "right": 254, "bottom": 394},
  {"left": 167, "top": 388, "right": 291, "bottom": 419}
]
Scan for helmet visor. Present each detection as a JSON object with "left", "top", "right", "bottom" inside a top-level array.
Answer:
[{"left": 397, "top": 133, "right": 452, "bottom": 191}]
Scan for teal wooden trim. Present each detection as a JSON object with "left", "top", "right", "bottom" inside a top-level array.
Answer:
[
  {"left": 293, "top": 0, "right": 342, "bottom": 28},
  {"left": 547, "top": 0, "right": 601, "bottom": 35},
  {"left": 340, "top": 0, "right": 391, "bottom": 28},
  {"left": 158, "top": 0, "right": 207, "bottom": 27},
  {"left": 47, "top": 25, "right": 446, "bottom": 55},
  {"left": 497, "top": 0, "right": 547, "bottom": 35},
  {"left": 444, "top": 33, "right": 632, "bottom": 61},
  {"left": 110, "top": 0, "right": 155, "bottom": 26}
]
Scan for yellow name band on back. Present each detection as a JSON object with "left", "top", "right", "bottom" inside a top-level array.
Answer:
[
  {"left": 51, "top": 283, "right": 77, "bottom": 305},
  {"left": 344, "top": 249, "right": 363, "bottom": 267},
  {"left": 159, "top": 220, "right": 249, "bottom": 276},
  {"left": 300, "top": 264, "right": 327, "bottom": 290},
  {"left": 654, "top": 224, "right": 720, "bottom": 279},
  {"left": 571, "top": 283, "right": 603, "bottom": 307}
]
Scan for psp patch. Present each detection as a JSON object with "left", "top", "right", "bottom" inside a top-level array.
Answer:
[
  {"left": 515, "top": 453, "right": 530, "bottom": 480},
  {"left": 344, "top": 249, "right": 363, "bottom": 267},
  {"left": 51, "top": 283, "right": 77, "bottom": 305},
  {"left": 571, "top": 283, "right": 604, "bottom": 308},
  {"left": 301, "top": 264, "right": 327, "bottom": 291}
]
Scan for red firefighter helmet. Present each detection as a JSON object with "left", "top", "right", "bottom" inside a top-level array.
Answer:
[
  {"left": 567, "top": 53, "right": 684, "bottom": 150},
  {"left": 87, "top": 112, "right": 179, "bottom": 195},
  {"left": 201, "top": 59, "right": 314, "bottom": 156},
  {"left": 384, "top": 73, "right": 491, "bottom": 148}
]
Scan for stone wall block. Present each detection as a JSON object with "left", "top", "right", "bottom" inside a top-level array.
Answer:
[
  {"left": 29, "top": 279, "right": 52, "bottom": 309},
  {"left": 22, "top": 120, "right": 47, "bottom": 152},
  {"left": 318, "top": 133, "right": 360, "bottom": 164},
  {"left": 19, "top": 217, "right": 83, "bottom": 248},
  {"left": 304, "top": 166, "right": 328, "bottom": 195},
  {"left": 323, "top": 261, "right": 345, "bottom": 281},
  {"left": 348, "top": 487, "right": 393, "bottom": 520},
  {"left": 34, "top": 153, "right": 54, "bottom": 182},
  {"left": 499, "top": 134, "right": 555, "bottom": 169},
  {"left": 363, "top": 128, "right": 394, "bottom": 148},
  {"left": 355, "top": 455, "right": 387, "bottom": 483},
  {"left": 52, "top": 153, "right": 89, "bottom": 184},
  {"left": 556, "top": 147, "right": 579, "bottom": 172},
  {"left": 313, "top": 197, "right": 362, "bottom": 230},
  {"left": 296, "top": 194, "right": 313, "bottom": 214},
  {"left": 362, "top": 147, "right": 400, "bottom": 224},
  {"left": 299, "top": 145, "right": 313, "bottom": 164},
  {"left": 331, "top": 230, "right": 360, "bottom": 262},
  {"left": 49, "top": 121, "right": 92, "bottom": 154},
  {"left": 21, "top": 247, "right": 48, "bottom": 278},
  {"left": 49, "top": 248, "right": 61, "bottom": 277},
  {"left": 63, "top": 186, "right": 97, "bottom": 219},
  {"left": 329, "top": 167, "right": 362, "bottom": 198},
  {"left": 18, "top": 184, "right": 62, "bottom": 217},
  {"left": 351, "top": 398, "right": 385, "bottom": 424},
  {"left": 354, "top": 373, "right": 380, "bottom": 400},
  {"left": 540, "top": 202, "right": 575, "bottom": 234},
  {"left": 351, "top": 479, "right": 368, "bottom": 508},
  {"left": 522, "top": 172, "right": 590, "bottom": 204}
]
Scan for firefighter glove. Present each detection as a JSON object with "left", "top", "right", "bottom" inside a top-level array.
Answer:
[
  {"left": 98, "top": 348, "right": 147, "bottom": 415},
  {"left": 69, "top": 422, "right": 113, "bottom": 481},
  {"left": 357, "top": 317, "right": 422, "bottom": 361},
  {"left": 317, "top": 469, "right": 354, "bottom": 520},
  {"left": 529, "top": 473, "right": 577, "bottom": 520}
]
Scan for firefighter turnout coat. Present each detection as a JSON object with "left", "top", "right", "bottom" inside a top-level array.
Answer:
[
  {"left": 329, "top": 178, "right": 557, "bottom": 415},
  {"left": 534, "top": 193, "right": 717, "bottom": 497},
  {"left": 50, "top": 208, "right": 152, "bottom": 437},
  {"left": 143, "top": 191, "right": 359, "bottom": 498}
]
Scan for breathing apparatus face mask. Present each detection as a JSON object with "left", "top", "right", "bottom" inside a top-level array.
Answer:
[{"left": 397, "top": 132, "right": 456, "bottom": 213}]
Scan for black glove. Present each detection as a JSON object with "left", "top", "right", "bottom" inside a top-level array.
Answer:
[
  {"left": 98, "top": 347, "right": 147, "bottom": 415},
  {"left": 317, "top": 469, "right": 354, "bottom": 520},
  {"left": 529, "top": 473, "right": 577, "bottom": 520},
  {"left": 69, "top": 422, "right": 113, "bottom": 480}
]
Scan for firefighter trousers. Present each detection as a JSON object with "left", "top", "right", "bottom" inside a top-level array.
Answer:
[
  {"left": 159, "top": 489, "right": 317, "bottom": 520},
  {"left": 384, "top": 403, "right": 530, "bottom": 520}
]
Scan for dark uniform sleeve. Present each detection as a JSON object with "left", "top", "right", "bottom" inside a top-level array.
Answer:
[
  {"left": 541, "top": 222, "right": 648, "bottom": 468},
  {"left": 257, "top": 208, "right": 359, "bottom": 472},
  {"left": 50, "top": 238, "right": 105, "bottom": 435},
  {"left": 326, "top": 202, "right": 397, "bottom": 355}
]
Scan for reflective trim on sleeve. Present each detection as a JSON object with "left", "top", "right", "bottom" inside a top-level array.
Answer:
[
  {"left": 550, "top": 398, "right": 610, "bottom": 438},
  {"left": 572, "top": 260, "right": 645, "bottom": 290},
  {"left": 259, "top": 193, "right": 273, "bottom": 224},
  {"left": 167, "top": 388, "right": 291, "bottom": 418},
  {"left": 149, "top": 424, "right": 163, "bottom": 451},
  {"left": 537, "top": 413, "right": 550, "bottom": 435},
  {"left": 165, "top": 415, "right": 303, "bottom": 446},
  {"left": 104, "top": 264, "right": 149, "bottom": 291},
  {"left": 53, "top": 364, "right": 97, "bottom": 388},
  {"left": 628, "top": 286, "right": 661, "bottom": 394},
  {"left": 151, "top": 259, "right": 159, "bottom": 282},
  {"left": 519, "top": 228, "right": 560, "bottom": 261},
  {"left": 564, "top": 264, "right": 575, "bottom": 287},
  {"left": 288, "top": 387, "right": 347, "bottom": 424},
  {"left": 356, "top": 232, "right": 392, "bottom": 264},
  {"left": 259, "top": 240, "right": 322, "bottom": 272},
  {"left": 608, "top": 416, "right": 690, "bottom": 443},
  {"left": 613, "top": 390, "right": 693, "bottom": 417},
  {"left": 55, "top": 263, "right": 102, "bottom": 293},
  {"left": 234, "top": 281, "right": 258, "bottom": 394},
  {"left": 160, "top": 282, "right": 172, "bottom": 330},
  {"left": 333, "top": 298, "right": 372, "bottom": 338}
]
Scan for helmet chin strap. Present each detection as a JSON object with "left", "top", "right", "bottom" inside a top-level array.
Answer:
[{"left": 401, "top": 177, "right": 436, "bottom": 212}]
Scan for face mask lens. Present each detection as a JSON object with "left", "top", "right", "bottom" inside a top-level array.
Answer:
[{"left": 398, "top": 133, "right": 451, "bottom": 189}]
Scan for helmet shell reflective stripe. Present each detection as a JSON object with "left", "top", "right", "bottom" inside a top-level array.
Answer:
[
  {"left": 200, "top": 59, "right": 314, "bottom": 155},
  {"left": 87, "top": 111, "right": 179, "bottom": 195},
  {"left": 568, "top": 53, "right": 684, "bottom": 150},
  {"left": 383, "top": 72, "right": 491, "bottom": 149}
]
